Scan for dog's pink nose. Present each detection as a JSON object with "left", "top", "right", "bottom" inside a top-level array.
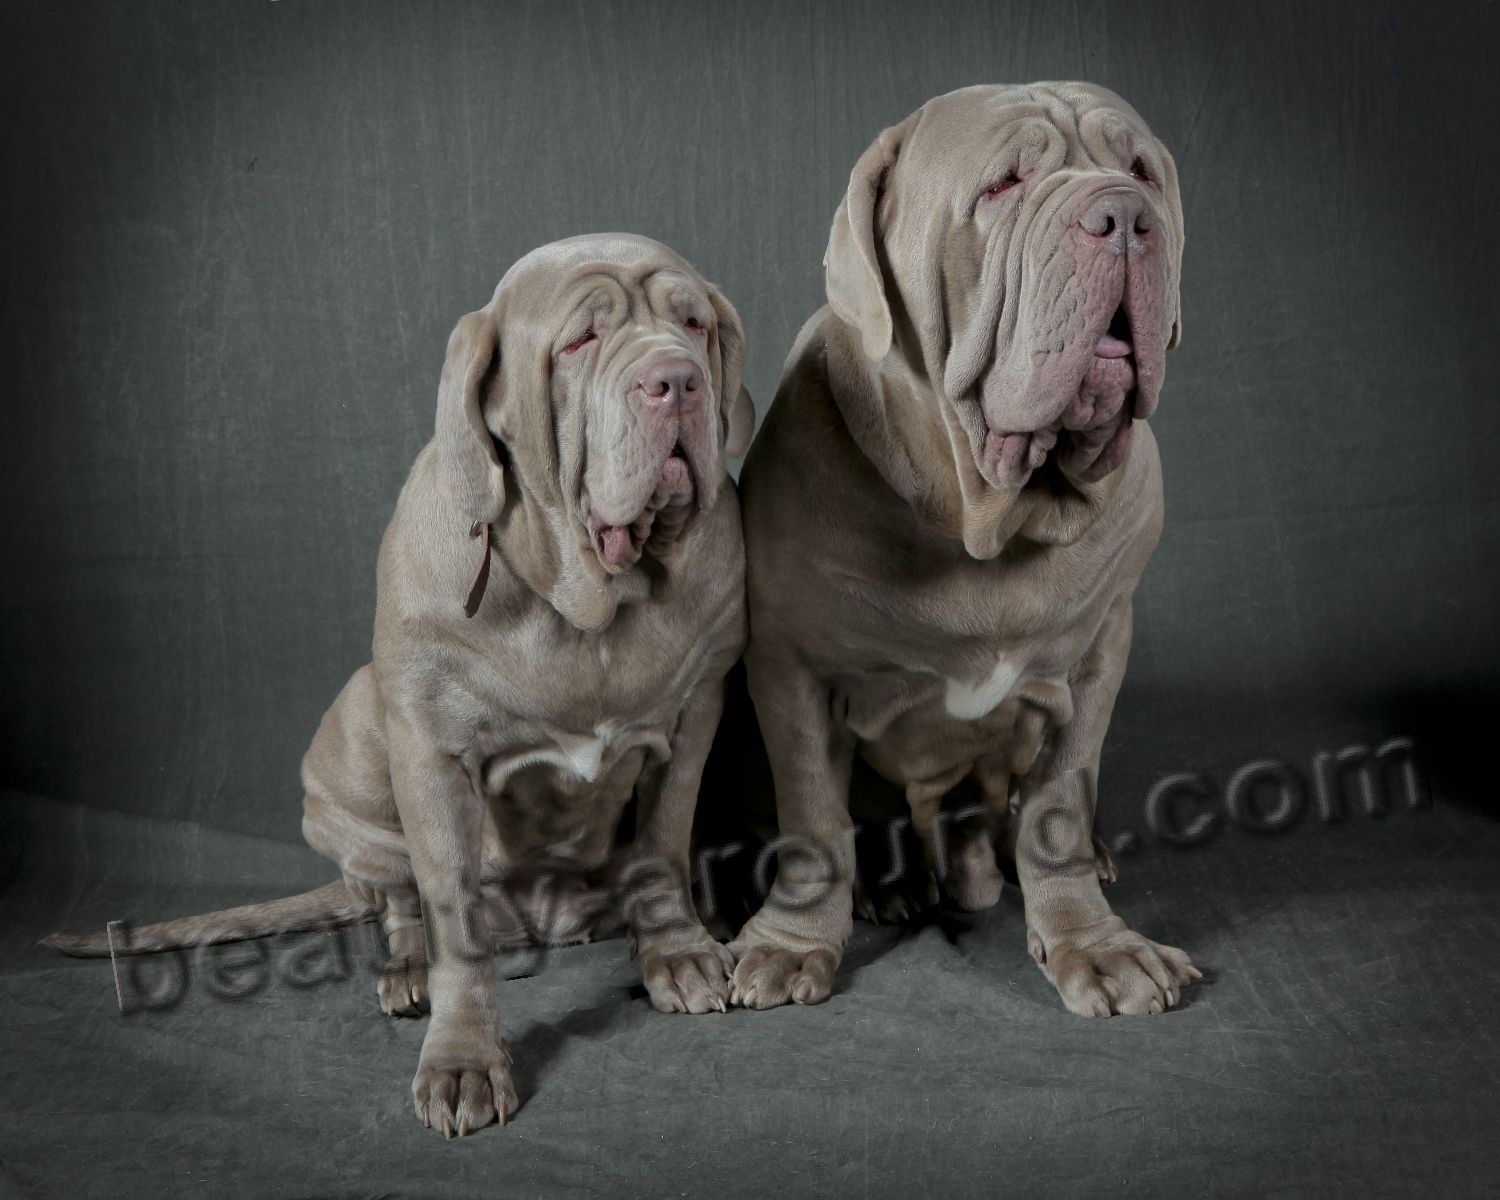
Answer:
[
  {"left": 634, "top": 358, "right": 703, "bottom": 412},
  {"left": 1077, "top": 190, "right": 1153, "bottom": 256}
]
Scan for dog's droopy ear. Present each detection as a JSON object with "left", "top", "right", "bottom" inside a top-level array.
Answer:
[
  {"left": 1160, "top": 143, "right": 1185, "bottom": 351},
  {"left": 708, "top": 284, "right": 755, "bottom": 459},
  {"left": 824, "top": 117, "right": 911, "bottom": 362},
  {"left": 435, "top": 309, "right": 505, "bottom": 524}
]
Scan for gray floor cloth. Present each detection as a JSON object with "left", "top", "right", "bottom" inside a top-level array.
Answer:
[{"left": 2, "top": 773, "right": 1494, "bottom": 1198}]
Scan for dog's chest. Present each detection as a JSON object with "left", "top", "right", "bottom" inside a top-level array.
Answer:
[
  {"left": 466, "top": 601, "right": 707, "bottom": 733},
  {"left": 843, "top": 652, "right": 1071, "bottom": 787},
  {"left": 472, "top": 631, "right": 684, "bottom": 797},
  {"left": 480, "top": 734, "right": 654, "bottom": 872},
  {"left": 941, "top": 654, "right": 1025, "bottom": 721},
  {"left": 464, "top": 610, "right": 715, "bottom": 869},
  {"left": 479, "top": 717, "right": 671, "bottom": 794},
  {"left": 834, "top": 558, "right": 1102, "bottom": 787}
]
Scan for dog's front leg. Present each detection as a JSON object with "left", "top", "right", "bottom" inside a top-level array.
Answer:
[
  {"left": 1014, "top": 597, "right": 1200, "bottom": 1017},
  {"left": 622, "top": 676, "right": 736, "bottom": 1015},
  {"left": 388, "top": 717, "right": 517, "bottom": 1136},
  {"left": 728, "top": 641, "right": 856, "bottom": 1009}
]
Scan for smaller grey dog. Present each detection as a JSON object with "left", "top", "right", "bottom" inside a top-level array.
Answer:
[{"left": 48, "top": 233, "right": 756, "bottom": 1138}]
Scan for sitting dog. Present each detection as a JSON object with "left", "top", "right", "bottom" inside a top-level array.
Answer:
[
  {"left": 727, "top": 83, "right": 1200, "bottom": 1017},
  {"left": 47, "top": 233, "right": 755, "bottom": 1136}
]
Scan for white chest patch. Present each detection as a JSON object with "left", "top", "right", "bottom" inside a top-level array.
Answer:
[
  {"left": 556, "top": 722, "right": 620, "bottom": 783},
  {"left": 566, "top": 739, "right": 605, "bottom": 782},
  {"left": 944, "top": 657, "right": 1021, "bottom": 720},
  {"left": 483, "top": 721, "right": 669, "bottom": 796}
]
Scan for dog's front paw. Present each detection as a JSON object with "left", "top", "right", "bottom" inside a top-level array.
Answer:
[
  {"left": 412, "top": 1028, "right": 517, "bottom": 1138},
  {"left": 728, "top": 941, "right": 839, "bottom": 1009},
  {"left": 379, "top": 953, "right": 429, "bottom": 1017},
  {"left": 1028, "top": 918, "right": 1200, "bottom": 1017},
  {"left": 637, "top": 937, "right": 734, "bottom": 1014}
]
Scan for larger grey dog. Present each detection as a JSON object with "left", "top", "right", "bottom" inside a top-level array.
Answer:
[
  {"left": 728, "top": 84, "right": 1201, "bottom": 1017},
  {"left": 47, "top": 234, "right": 755, "bottom": 1137}
]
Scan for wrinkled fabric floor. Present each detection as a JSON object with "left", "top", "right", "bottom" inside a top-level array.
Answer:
[{"left": 3, "top": 777, "right": 1497, "bottom": 1200}]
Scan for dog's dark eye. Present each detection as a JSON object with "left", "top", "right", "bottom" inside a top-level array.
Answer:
[
  {"left": 561, "top": 330, "right": 597, "bottom": 355},
  {"left": 685, "top": 317, "right": 708, "bottom": 335},
  {"left": 1129, "top": 157, "right": 1152, "bottom": 183},
  {"left": 982, "top": 171, "right": 1021, "bottom": 200}
]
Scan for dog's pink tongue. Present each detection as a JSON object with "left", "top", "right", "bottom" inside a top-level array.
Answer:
[
  {"left": 599, "top": 525, "right": 634, "bottom": 567},
  {"left": 1095, "top": 332, "right": 1133, "bottom": 359}
]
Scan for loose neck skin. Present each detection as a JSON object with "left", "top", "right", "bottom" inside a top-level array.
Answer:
[
  {"left": 823, "top": 314, "right": 1130, "bottom": 562},
  {"left": 397, "top": 445, "right": 614, "bottom": 636},
  {"left": 485, "top": 456, "right": 723, "bottom": 635},
  {"left": 494, "top": 471, "right": 617, "bottom": 632}
]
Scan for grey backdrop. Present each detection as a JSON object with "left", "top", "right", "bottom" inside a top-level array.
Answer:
[
  {"left": 3, "top": 0, "right": 1497, "bottom": 837},
  {"left": 3, "top": 3, "right": 1500, "bottom": 1196}
]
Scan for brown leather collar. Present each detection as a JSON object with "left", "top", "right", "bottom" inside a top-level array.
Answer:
[{"left": 463, "top": 520, "right": 492, "bottom": 618}]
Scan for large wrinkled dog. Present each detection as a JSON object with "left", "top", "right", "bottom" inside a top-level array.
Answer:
[
  {"left": 729, "top": 84, "right": 1200, "bottom": 1017},
  {"left": 47, "top": 234, "right": 755, "bottom": 1136}
]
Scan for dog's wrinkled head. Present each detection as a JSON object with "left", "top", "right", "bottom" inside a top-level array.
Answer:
[
  {"left": 825, "top": 83, "right": 1184, "bottom": 552},
  {"left": 433, "top": 234, "right": 753, "bottom": 629}
]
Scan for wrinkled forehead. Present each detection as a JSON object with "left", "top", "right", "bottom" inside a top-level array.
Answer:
[
  {"left": 901, "top": 82, "right": 1157, "bottom": 175},
  {"left": 490, "top": 234, "right": 707, "bottom": 322}
]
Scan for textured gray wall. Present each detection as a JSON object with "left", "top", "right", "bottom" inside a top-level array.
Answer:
[{"left": 3, "top": 0, "right": 1496, "bottom": 840}]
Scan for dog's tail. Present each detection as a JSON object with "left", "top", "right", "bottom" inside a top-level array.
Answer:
[{"left": 41, "top": 881, "right": 377, "bottom": 958}]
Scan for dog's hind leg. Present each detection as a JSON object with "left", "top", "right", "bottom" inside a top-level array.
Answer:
[{"left": 375, "top": 883, "right": 429, "bottom": 1017}]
